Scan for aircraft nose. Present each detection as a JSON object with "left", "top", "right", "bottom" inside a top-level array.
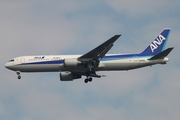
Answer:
[{"left": 5, "top": 63, "right": 11, "bottom": 69}]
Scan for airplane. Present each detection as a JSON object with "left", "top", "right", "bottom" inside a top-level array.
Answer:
[{"left": 5, "top": 28, "right": 173, "bottom": 83}]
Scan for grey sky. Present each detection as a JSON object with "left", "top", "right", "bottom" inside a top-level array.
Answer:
[{"left": 0, "top": 0, "right": 180, "bottom": 120}]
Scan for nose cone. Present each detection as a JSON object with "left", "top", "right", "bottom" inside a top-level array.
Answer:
[{"left": 5, "top": 62, "right": 11, "bottom": 69}]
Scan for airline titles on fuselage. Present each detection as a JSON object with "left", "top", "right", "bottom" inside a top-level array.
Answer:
[{"left": 28, "top": 56, "right": 63, "bottom": 61}]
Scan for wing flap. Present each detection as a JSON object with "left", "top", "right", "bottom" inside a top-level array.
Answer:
[{"left": 97, "top": 43, "right": 113, "bottom": 58}]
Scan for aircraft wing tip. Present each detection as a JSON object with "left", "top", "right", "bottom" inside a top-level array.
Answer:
[{"left": 115, "top": 34, "right": 121, "bottom": 36}]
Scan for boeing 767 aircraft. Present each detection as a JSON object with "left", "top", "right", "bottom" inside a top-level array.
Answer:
[{"left": 5, "top": 28, "right": 173, "bottom": 83}]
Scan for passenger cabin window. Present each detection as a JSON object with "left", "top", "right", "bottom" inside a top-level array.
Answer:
[{"left": 9, "top": 59, "right": 14, "bottom": 62}]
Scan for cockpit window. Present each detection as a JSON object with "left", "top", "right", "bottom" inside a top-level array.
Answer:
[{"left": 9, "top": 59, "right": 14, "bottom": 62}]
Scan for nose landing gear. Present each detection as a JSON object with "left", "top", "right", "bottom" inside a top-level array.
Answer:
[{"left": 16, "top": 71, "right": 21, "bottom": 79}]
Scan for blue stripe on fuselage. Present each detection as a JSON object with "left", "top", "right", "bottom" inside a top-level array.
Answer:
[
  {"left": 100, "top": 54, "right": 152, "bottom": 62},
  {"left": 19, "top": 60, "right": 64, "bottom": 65},
  {"left": 17, "top": 54, "right": 152, "bottom": 65}
]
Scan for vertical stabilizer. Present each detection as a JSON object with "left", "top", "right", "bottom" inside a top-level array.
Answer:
[{"left": 140, "top": 28, "right": 171, "bottom": 55}]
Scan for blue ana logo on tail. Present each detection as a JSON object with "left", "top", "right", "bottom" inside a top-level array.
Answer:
[
  {"left": 150, "top": 34, "right": 166, "bottom": 52},
  {"left": 140, "top": 28, "right": 170, "bottom": 55}
]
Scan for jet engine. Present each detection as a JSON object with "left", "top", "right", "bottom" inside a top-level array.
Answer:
[{"left": 59, "top": 72, "right": 81, "bottom": 81}]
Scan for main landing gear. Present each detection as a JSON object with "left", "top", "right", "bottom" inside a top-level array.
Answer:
[
  {"left": 16, "top": 71, "right": 21, "bottom": 79},
  {"left": 84, "top": 77, "right": 92, "bottom": 83}
]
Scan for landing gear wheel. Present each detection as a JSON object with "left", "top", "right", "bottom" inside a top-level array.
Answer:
[
  {"left": 84, "top": 77, "right": 93, "bottom": 83},
  {"left": 16, "top": 71, "right": 21, "bottom": 79},
  {"left": 84, "top": 79, "right": 88, "bottom": 83},
  {"left": 18, "top": 76, "right": 21, "bottom": 79},
  {"left": 88, "top": 77, "right": 92, "bottom": 82}
]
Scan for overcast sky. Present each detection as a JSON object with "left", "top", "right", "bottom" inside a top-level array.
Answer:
[{"left": 0, "top": 0, "right": 180, "bottom": 120}]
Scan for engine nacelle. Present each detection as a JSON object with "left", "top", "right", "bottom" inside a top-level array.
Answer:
[
  {"left": 64, "top": 58, "right": 81, "bottom": 67},
  {"left": 59, "top": 72, "right": 81, "bottom": 81}
]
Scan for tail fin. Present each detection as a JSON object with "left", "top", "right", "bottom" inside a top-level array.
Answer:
[{"left": 140, "top": 28, "right": 171, "bottom": 55}]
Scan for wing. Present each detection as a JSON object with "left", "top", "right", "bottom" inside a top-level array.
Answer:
[
  {"left": 78, "top": 35, "right": 121, "bottom": 62},
  {"left": 64, "top": 35, "right": 121, "bottom": 80}
]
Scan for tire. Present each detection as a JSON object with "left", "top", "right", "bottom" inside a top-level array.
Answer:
[
  {"left": 88, "top": 77, "right": 92, "bottom": 82},
  {"left": 18, "top": 76, "right": 21, "bottom": 79},
  {"left": 84, "top": 79, "right": 88, "bottom": 83}
]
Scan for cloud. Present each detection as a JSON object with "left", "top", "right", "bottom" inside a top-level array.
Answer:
[{"left": 106, "top": 0, "right": 179, "bottom": 17}]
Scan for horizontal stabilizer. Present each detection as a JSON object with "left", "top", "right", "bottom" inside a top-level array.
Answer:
[{"left": 148, "top": 47, "right": 174, "bottom": 60}]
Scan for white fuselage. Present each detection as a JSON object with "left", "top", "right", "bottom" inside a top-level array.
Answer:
[{"left": 5, "top": 54, "right": 169, "bottom": 73}]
